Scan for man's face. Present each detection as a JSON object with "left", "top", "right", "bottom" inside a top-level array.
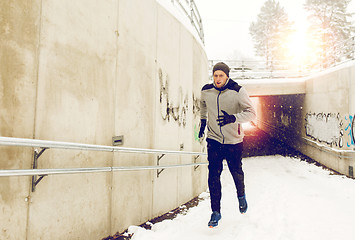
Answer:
[{"left": 213, "top": 70, "right": 228, "bottom": 88}]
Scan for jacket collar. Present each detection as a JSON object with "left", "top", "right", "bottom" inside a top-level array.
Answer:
[{"left": 213, "top": 78, "right": 230, "bottom": 91}]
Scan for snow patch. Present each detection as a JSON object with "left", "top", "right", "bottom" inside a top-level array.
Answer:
[{"left": 130, "top": 155, "right": 355, "bottom": 240}]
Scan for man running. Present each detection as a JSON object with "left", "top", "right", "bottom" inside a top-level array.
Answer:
[{"left": 199, "top": 62, "right": 256, "bottom": 228}]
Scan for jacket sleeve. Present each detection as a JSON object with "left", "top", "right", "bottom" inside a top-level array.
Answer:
[
  {"left": 235, "top": 87, "right": 256, "bottom": 123},
  {"left": 200, "top": 91, "right": 207, "bottom": 120}
]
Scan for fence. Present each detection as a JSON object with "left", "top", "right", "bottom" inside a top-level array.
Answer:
[
  {"left": 209, "top": 59, "right": 314, "bottom": 79},
  {"left": 170, "top": 0, "right": 204, "bottom": 44},
  {"left": 209, "top": 35, "right": 355, "bottom": 79}
]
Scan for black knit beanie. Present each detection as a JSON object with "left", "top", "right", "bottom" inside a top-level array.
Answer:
[{"left": 212, "top": 62, "right": 230, "bottom": 77}]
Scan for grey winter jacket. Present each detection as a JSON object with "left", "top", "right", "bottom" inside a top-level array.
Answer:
[{"left": 200, "top": 78, "right": 256, "bottom": 144}]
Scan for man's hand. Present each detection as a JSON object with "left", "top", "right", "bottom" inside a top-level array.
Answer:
[
  {"left": 217, "top": 110, "right": 236, "bottom": 126},
  {"left": 199, "top": 119, "right": 207, "bottom": 139}
]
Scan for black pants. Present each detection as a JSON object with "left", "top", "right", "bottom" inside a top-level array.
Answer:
[{"left": 207, "top": 138, "right": 245, "bottom": 213}]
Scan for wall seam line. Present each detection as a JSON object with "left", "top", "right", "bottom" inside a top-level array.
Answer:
[{"left": 26, "top": 0, "right": 44, "bottom": 239}]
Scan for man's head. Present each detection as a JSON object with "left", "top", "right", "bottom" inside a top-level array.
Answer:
[{"left": 213, "top": 62, "right": 230, "bottom": 88}]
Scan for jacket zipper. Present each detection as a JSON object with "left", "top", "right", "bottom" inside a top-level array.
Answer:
[{"left": 217, "top": 91, "right": 225, "bottom": 144}]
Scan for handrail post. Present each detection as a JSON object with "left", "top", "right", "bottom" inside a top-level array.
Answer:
[
  {"left": 156, "top": 154, "right": 166, "bottom": 178},
  {"left": 31, "top": 148, "right": 48, "bottom": 192},
  {"left": 193, "top": 155, "right": 200, "bottom": 171}
]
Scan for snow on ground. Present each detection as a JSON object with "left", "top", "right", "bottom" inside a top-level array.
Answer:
[{"left": 127, "top": 155, "right": 355, "bottom": 240}]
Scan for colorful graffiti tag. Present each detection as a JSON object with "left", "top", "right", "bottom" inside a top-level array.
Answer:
[{"left": 344, "top": 114, "right": 355, "bottom": 147}]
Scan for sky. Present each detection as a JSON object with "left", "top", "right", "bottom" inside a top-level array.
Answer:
[
  {"left": 126, "top": 155, "right": 355, "bottom": 240},
  {"left": 194, "top": 0, "right": 355, "bottom": 61}
]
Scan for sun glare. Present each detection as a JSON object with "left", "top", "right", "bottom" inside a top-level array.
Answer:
[
  {"left": 285, "top": 17, "right": 324, "bottom": 69},
  {"left": 287, "top": 26, "right": 308, "bottom": 65}
]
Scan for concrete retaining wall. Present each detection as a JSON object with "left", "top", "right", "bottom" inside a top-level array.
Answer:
[
  {"left": 256, "top": 62, "right": 355, "bottom": 178},
  {"left": 0, "top": 0, "right": 208, "bottom": 239}
]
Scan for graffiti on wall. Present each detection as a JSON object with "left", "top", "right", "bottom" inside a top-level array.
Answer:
[
  {"left": 192, "top": 93, "right": 202, "bottom": 142},
  {"left": 305, "top": 112, "right": 343, "bottom": 148},
  {"left": 192, "top": 93, "right": 200, "bottom": 117},
  {"left": 159, "top": 68, "right": 189, "bottom": 127},
  {"left": 281, "top": 111, "right": 291, "bottom": 127},
  {"left": 344, "top": 114, "right": 355, "bottom": 147}
]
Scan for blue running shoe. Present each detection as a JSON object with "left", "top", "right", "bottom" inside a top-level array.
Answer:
[
  {"left": 238, "top": 195, "right": 248, "bottom": 214},
  {"left": 208, "top": 211, "right": 221, "bottom": 228}
]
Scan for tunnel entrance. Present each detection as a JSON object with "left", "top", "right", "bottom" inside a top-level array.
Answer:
[{"left": 242, "top": 124, "right": 324, "bottom": 168}]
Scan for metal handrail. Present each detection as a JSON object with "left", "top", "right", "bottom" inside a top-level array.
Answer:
[
  {"left": 0, "top": 163, "right": 208, "bottom": 177},
  {"left": 0, "top": 136, "right": 206, "bottom": 156},
  {"left": 0, "top": 136, "right": 207, "bottom": 177},
  {"left": 170, "top": 0, "right": 204, "bottom": 44}
]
